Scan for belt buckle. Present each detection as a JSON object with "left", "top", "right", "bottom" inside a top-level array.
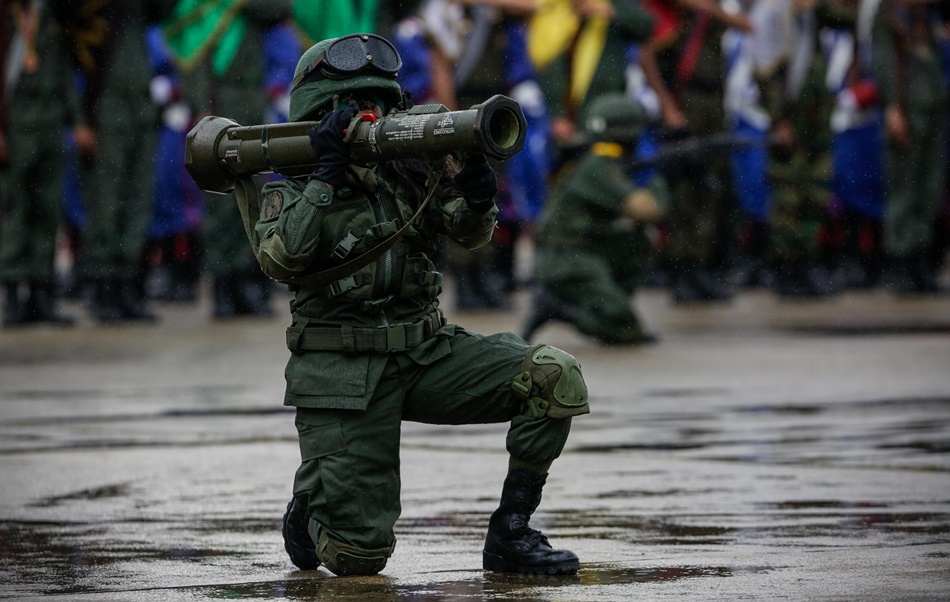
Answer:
[{"left": 385, "top": 324, "right": 407, "bottom": 352}]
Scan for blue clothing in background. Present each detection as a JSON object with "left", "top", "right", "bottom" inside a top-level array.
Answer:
[
  {"left": 730, "top": 117, "right": 771, "bottom": 222},
  {"left": 832, "top": 116, "right": 886, "bottom": 220},
  {"left": 62, "top": 130, "right": 85, "bottom": 230}
]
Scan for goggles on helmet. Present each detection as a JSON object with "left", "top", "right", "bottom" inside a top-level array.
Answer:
[{"left": 291, "top": 34, "right": 403, "bottom": 92}]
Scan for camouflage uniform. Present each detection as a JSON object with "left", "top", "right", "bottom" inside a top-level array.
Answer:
[{"left": 757, "top": 0, "right": 855, "bottom": 296}]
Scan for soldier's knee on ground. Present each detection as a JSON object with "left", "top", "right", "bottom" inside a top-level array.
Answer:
[
  {"left": 511, "top": 345, "right": 589, "bottom": 419},
  {"left": 316, "top": 531, "right": 394, "bottom": 576}
]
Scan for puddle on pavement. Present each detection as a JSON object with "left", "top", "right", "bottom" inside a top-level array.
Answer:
[
  {"left": 30, "top": 484, "right": 132, "bottom": 507},
  {"left": 190, "top": 563, "right": 740, "bottom": 600},
  {"left": 785, "top": 323, "right": 950, "bottom": 336}
]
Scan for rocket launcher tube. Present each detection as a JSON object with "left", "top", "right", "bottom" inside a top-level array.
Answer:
[{"left": 185, "top": 94, "right": 527, "bottom": 195}]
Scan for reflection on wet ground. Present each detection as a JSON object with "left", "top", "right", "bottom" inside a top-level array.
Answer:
[
  {"left": 192, "top": 564, "right": 743, "bottom": 601},
  {"left": 1, "top": 293, "right": 950, "bottom": 600},
  {"left": 1, "top": 382, "right": 949, "bottom": 598}
]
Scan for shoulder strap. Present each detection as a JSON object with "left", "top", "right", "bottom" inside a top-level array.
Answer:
[{"left": 283, "top": 159, "right": 446, "bottom": 288}]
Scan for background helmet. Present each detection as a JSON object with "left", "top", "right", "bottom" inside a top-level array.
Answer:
[
  {"left": 289, "top": 34, "right": 405, "bottom": 122},
  {"left": 581, "top": 93, "right": 647, "bottom": 145}
]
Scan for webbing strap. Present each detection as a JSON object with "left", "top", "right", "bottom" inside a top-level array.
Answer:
[{"left": 284, "top": 159, "right": 446, "bottom": 288}]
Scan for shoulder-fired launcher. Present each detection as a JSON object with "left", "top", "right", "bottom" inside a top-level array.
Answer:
[{"left": 185, "top": 94, "right": 527, "bottom": 195}]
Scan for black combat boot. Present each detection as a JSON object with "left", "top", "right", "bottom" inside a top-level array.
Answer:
[
  {"left": 233, "top": 271, "right": 274, "bottom": 317},
  {"left": 802, "top": 262, "right": 838, "bottom": 297},
  {"left": 27, "top": 281, "right": 75, "bottom": 326},
  {"left": 483, "top": 470, "right": 580, "bottom": 575},
  {"left": 3, "top": 282, "right": 29, "bottom": 326},
  {"left": 521, "top": 286, "right": 576, "bottom": 341},
  {"left": 693, "top": 265, "right": 733, "bottom": 301},
  {"left": 911, "top": 252, "right": 942, "bottom": 294},
  {"left": 212, "top": 276, "right": 238, "bottom": 318},
  {"left": 117, "top": 277, "right": 157, "bottom": 322},
  {"left": 92, "top": 278, "right": 126, "bottom": 322},
  {"left": 883, "top": 256, "right": 919, "bottom": 295},
  {"left": 282, "top": 497, "right": 320, "bottom": 570},
  {"left": 670, "top": 264, "right": 705, "bottom": 303}
]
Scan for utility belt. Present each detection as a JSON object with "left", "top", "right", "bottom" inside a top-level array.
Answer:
[{"left": 286, "top": 309, "right": 445, "bottom": 353}]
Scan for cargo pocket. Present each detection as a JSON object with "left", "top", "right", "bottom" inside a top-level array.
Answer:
[
  {"left": 285, "top": 352, "right": 380, "bottom": 410},
  {"left": 298, "top": 423, "right": 346, "bottom": 462},
  {"left": 292, "top": 421, "right": 346, "bottom": 498}
]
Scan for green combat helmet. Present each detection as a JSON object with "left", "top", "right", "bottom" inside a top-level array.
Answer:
[
  {"left": 289, "top": 33, "right": 406, "bottom": 122},
  {"left": 581, "top": 93, "right": 647, "bottom": 146}
]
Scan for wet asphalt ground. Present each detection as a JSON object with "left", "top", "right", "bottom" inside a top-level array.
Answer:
[{"left": 1, "top": 283, "right": 949, "bottom": 601}]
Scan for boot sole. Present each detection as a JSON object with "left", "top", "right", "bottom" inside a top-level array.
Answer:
[{"left": 482, "top": 551, "right": 579, "bottom": 575}]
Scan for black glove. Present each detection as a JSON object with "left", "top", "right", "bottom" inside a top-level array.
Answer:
[
  {"left": 307, "top": 101, "right": 358, "bottom": 187},
  {"left": 453, "top": 153, "right": 497, "bottom": 210}
]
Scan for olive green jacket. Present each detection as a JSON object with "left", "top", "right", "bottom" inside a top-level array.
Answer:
[
  {"left": 238, "top": 160, "right": 497, "bottom": 409},
  {"left": 537, "top": 152, "right": 668, "bottom": 256}
]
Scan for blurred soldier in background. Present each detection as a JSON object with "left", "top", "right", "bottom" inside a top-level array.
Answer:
[
  {"left": 394, "top": 0, "right": 544, "bottom": 310},
  {"left": 525, "top": 93, "right": 669, "bottom": 343},
  {"left": 163, "top": 0, "right": 291, "bottom": 318},
  {"left": 870, "top": 0, "right": 949, "bottom": 294},
  {"left": 0, "top": 0, "right": 93, "bottom": 327},
  {"left": 751, "top": 0, "right": 856, "bottom": 298},
  {"left": 529, "top": 0, "right": 656, "bottom": 143},
  {"left": 639, "top": 0, "right": 753, "bottom": 303},
  {"left": 71, "top": 0, "right": 176, "bottom": 323}
]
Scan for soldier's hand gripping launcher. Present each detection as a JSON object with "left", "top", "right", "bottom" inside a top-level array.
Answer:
[{"left": 185, "top": 94, "right": 527, "bottom": 195}]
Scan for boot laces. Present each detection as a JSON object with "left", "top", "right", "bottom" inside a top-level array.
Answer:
[{"left": 511, "top": 516, "right": 549, "bottom": 548}]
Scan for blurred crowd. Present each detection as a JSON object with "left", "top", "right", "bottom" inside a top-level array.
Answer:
[{"left": 1, "top": 0, "right": 948, "bottom": 328}]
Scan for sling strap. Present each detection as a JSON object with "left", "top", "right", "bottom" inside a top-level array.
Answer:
[{"left": 284, "top": 158, "right": 446, "bottom": 289}]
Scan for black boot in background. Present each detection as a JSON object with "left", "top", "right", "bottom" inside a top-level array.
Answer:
[
  {"left": 483, "top": 469, "right": 579, "bottom": 575},
  {"left": 27, "top": 281, "right": 75, "bottom": 326},
  {"left": 883, "top": 256, "right": 919, "bottom": 295},
  {"left": 521, "top": 286, "right": 576, "bottom": 342},
  {"left": 694, "top": 265, "right": 733, "bottom": 301},
  {"left": 3, "top": 282, "right": 29, "bottom": 326},
  {"left": 671, "top": 264, "right": 705, "bottom": 304},
  {"left": 233, "top": 271, "right": 273, "bottom": 317},
  {"left": 92, "top": 278, "right": 125, "bottom": 323},
  {"left": 213, "top": 276, "right": 238, "bottom": 318},
  {"left": 117, "top": 277, "right": 157, "bottom": 322}
]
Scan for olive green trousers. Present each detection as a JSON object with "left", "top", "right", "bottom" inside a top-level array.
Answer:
[{"left": 291, "top": 329, "right": 573, "bottom": 554}]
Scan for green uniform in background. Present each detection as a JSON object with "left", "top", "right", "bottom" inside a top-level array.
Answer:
[
  {"left": 0, "top": 2, "right": 82, "bottom": 325},
  {"left": 871, "top": 3, "right": 948, "bottom": 292},
  {"left": 757, "top": 0, "right": 855, "bottom": 297},
  {"left": 647, "top": 11, "right": 734, "bottom": 302},
  {"left": 534, "top": 147, "right": 667, "bottom": 343},
  {"left": 81, "top": 0, "right": 177, "bottom": 322},
  {"left": 164, "top": 0, "right": 292, "bottom": 317}
]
